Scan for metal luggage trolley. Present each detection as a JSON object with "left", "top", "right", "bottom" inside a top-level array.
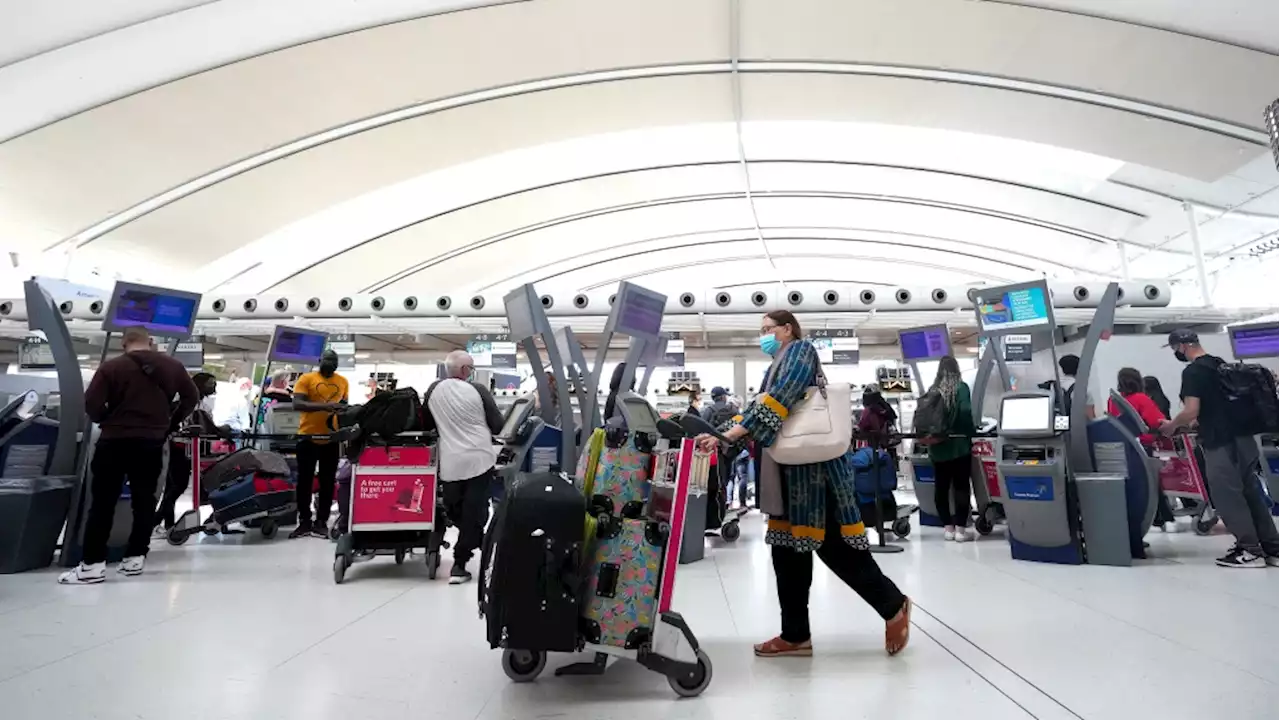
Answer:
[
  {"left": 1152, "top": 432, "right": 1219, "bottom": 535},
  {"left": 333, "top": 434, "right": 446, "bottom": 583}
]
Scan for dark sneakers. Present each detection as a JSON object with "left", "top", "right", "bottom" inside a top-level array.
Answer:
[
  {"left": 288, "top": 524, "right": 313, "bottom": 540},
  {"left": 449, "top": 564, "right": 473, "bottom": 585},
  {"left": 1216, "top": 546, "right": 1266, "bottom": 568}
]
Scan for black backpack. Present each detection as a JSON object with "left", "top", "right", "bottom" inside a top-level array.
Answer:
[
  {"left": 335, "top": 387, "right": 423, "bottom": 440},
  {"left": 913, "top": 388, "right": 949, "bottom": 435},
  {"left": 1216, "top": 362, "right": 1278, "bottom": 436},
  {"left": 707, "top": 403, "right": 737, "bottom": 431}
]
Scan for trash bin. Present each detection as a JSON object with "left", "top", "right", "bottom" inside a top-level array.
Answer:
[
  {"left": 0, "top": 475, "right": 77, "bottom": 573},
  {"left": 1075, "top": 472, "right": 1132, "bottom": 567}
]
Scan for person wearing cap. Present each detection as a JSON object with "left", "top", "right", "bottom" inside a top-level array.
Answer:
[
  {"left": 701, "top": 386, "right": 736, "bottom": 426},
  {"left": 1160, "top": 328, "right": 1279, "bottom": 568}
]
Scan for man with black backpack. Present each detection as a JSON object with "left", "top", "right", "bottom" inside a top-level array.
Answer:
[
  {"left": 60, "top": 327, "right": 200, "bottom": 584},
  {"left": 1161, "top": 329, "right": 1279, "bottom": 568}
]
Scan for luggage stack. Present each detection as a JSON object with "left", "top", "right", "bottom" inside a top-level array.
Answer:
[{"left": 481, "top": 426, "right": 714, "bottom": 697}]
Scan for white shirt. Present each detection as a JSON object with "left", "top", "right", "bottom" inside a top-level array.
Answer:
[{"left": 428, "top": 379, "right": 498, "bottom": 482}]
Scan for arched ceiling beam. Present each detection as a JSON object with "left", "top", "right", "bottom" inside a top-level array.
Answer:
[
  {"left": 471, "top": 225, "right": 1106, "bottom": 293},
  {"left": 354, "top": 191, "right": 1132, "bottom": 293},
  {"left": 56, "top": 61, "right": 1265, "bottom": 254}
]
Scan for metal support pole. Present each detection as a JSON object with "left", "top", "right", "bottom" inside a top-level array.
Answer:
[{"left": 1183, "top": 202, "right": 1213, "bottom": 307}]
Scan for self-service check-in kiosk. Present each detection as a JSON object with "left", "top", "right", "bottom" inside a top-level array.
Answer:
[
  {"left": 1229, "top": 321, "right": 1279, "bottom": 513},
  {"left": 996, "top": 392, "right": 1083, "bottom": 564},
  {"left": 493, "top": 396, "right": 552, "bottom": 493}
]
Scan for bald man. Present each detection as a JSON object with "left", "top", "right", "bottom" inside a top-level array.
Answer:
[{"left": 425, "top": 350, "right": 504, "bottom": 584}]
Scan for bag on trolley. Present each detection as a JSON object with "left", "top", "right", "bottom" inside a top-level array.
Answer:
[
  {"left": 205, "top": 449, "right": 295, "bottom": 523},
  {"left": 480, "top": 471, "right": 585, "bottom": 653},
  {"left": 588, "top": 428, "right": 652, "bottom": 518},
  {"left": 580, "top": 516, "right": 665, "bottom": 650}
]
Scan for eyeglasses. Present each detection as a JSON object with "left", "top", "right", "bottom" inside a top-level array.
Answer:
[{"left": 760, "top": 324, "right": 778, "bottom": 334}]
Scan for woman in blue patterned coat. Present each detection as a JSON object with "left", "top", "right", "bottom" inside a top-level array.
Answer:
[{"left": 697, "top": 310, "right": 911, "bottom": 657}]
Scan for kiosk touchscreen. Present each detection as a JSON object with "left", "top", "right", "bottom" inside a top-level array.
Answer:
[
  {"left": 494, "top": 396, "right": 547, "bottom": 491},
  {"left": 995, "top": 391, "right": 1082, "bottom": 565},
  {"left": 615, "top": 392, "right": 661, "bottom": 438}
]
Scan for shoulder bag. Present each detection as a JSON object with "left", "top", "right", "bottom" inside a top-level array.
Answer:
[{"left": 765, "top": 366, "right": 852, "bottom": 465}]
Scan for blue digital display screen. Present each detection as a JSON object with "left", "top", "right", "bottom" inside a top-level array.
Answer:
[
  {"left": 976, "top": 286, "right": 1050, "bottom": 332},
  {"left": 110, "top": 289, "right": 198, "bottom": 336},
  {"left": 1230, "top": 324, "right": 1278, "bottom": 359},
  {"left": 900, "top": 326, "right": 951, "bottom": 361},
  {"left": 271, "top": 327, "right": 328, "bottom": 364}
]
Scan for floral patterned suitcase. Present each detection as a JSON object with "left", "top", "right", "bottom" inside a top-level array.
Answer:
[
  {"left": 580, "top": 517, "right": 665, "bottom": 649},
  {"left": 590, "top": 435, "right": 650, "bottom": 519}
]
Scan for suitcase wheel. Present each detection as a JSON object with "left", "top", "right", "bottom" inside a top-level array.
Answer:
[
  {"left": 166, "top": 528, "right": 191, "bottom": 546},
  {"left": 667, "top": 649, "right": 712, "bottom": 698},
  {"left": 721, "top": 520, "right": 741, "bottom": 542},
  {"left": 502, "top": 649, "right": 547, "bottom": 683},
  {"left": 892, "top": 518, "right": 912, "bottom": 539},
  {"left": 260, "top": 519, "right": 278, "bottom": 539}
]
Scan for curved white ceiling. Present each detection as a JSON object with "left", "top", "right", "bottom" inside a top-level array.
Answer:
[{"left": 0, "top": 0, "right": 1275, "bottom": 307}]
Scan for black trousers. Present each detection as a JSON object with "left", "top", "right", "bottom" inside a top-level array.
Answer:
[
  {"left": 83, "top": 438, "right": 165, "bottom": 564},
  {"left": 157, "top": 440, "right": 190, "bottom": 530},
  {"left": 296, "top": 440, "right": 340, "bottom": 528},
  {"left": 771, "top": 483, "right": 907, "bottom": 643},
  {"left": 441, "top": 469, "right": 493, "bottom": 565},
  {"left": 932, "top": 455, "right": 973, "bottom": 527}
]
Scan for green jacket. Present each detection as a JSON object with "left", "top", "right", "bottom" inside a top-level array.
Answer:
[{"left": 927, "top": 381, "right": 975, "bottom": 463}]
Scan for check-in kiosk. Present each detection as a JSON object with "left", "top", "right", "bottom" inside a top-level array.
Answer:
[
  {"left": 503, "top": 285, "right": 577, "bottom": 472},
  {"left": 995, "top": 391, "right": 1083, "bottom": 564},
  {"left": 493, "top": 395, "right": 551, "bottom": 490},
  {"left": 1229, "top": 321, "right": 1278, "bottom": 511}
]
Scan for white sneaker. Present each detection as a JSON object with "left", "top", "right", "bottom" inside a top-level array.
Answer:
[
  {"left": 152, "top": 525, "right": 168, "bottom": 540},
  {"left": 942, "top": 527, "right": 956, "bottom": 541},
  {"left": 58, "top": 562, "right": 106, "bottom": 585},
  {"left": 1162, "top": 521, "right": 1181, "bottom": 534},
  {"left": 118, "top": 556, "right": 145, "bottom": 576},
  {"left": 955, "top": 527, "right": 973, "bottom": 543}
]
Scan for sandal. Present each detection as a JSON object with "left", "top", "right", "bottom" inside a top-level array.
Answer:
[
  {"left": 885, "top": 597, "right": 912, "bottom": 656},
  {"left": 753, "top": 636, "right": 813, "bottom": 657}
]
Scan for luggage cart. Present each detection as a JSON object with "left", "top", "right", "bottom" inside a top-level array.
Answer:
[
  {"left": 501, "top": 437, "right": 712, "bottom": 698},
  {"left": 333, "top": 435, "right": 446, "bottom": 583},
  {"left": 1152, "top": 433, "right": 1218, "bottom": 535}
]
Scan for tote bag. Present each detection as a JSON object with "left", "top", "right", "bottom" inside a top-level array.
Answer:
[{"left": 765, "top": 369, "right": 852, "bottom": 465}]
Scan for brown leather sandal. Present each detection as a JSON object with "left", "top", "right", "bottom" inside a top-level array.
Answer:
[
  {"left": 885, "top": 597, "right": 912, "bottom": 656},
  {"left": 754, "top": 636, "right": 813, "bottom": 657}
]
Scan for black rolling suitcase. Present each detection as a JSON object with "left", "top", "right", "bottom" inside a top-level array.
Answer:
[{"left": 480, "top": 471, "right": 585, "bottom": 653}]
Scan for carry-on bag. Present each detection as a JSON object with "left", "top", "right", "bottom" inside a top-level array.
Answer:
[
  {"left": 581, "top": 517, "right": 665, "bottom": 649},
  {"left": 480, "top": 471, "right": 585, "bottom": 653},
  {"left": 589, "top": 433, "right": 651, "bottom": 519}
]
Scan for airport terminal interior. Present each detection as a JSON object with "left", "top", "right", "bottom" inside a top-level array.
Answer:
[{"left": 0, "top": 1, "right": 1278, "bottom": 718}]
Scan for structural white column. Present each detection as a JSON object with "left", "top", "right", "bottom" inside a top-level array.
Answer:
[
  {"left": 1183, "top": 201, "right": 1213, "bottom": 307},
  {"left": 732, "top": 356, "right": 747, "bottom": 400},
  {"left": 1117, "top": 242, "right": 1130, "bottom": 280}
]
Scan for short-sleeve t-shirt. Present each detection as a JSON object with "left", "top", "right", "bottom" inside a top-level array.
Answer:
[
  {"left": 1179, "top": 355, "right": 1229, "bottom": 449},
  {"left": 293, "top": 371, "right": 349, "bottom": 436}
]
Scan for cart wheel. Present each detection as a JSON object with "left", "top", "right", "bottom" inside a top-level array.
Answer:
[
  {"left": 975, "top": 516, "right": 994, "bottom": 536},
  {"left": 333, "top": 554, "right": 349, "bottom": 584},
  {"left": 1194, "top": 516, "right": 1219, "bottom": 536},
  {"left": 329, "top": 525, "right": 340, "bottom": 541},
  {"left": 720, "top": 521, "right": 741, "bottom": 542},
  {"left": 394, "top": 548, "right": 406, "bottom": 565},
  {"left": 668, "top": 649, "right": 713, "bottom": 698},
  {"left": 260, "top": 519, "right": 278, "bottom": 539},
  {"left": 426, "top": 550, "right": 440, "bottom": 579},
  {"left": 202, "top": 526, "right": 219, "bottom": 537},
  {"left": 166, "top": 528, "right": 190, "bottom": 546},
  {"left": 892, "top": 517, "right": 912, "bottom": 539},
  {"left": 502, "top": 649, "right": 546, "bottom": 683}
]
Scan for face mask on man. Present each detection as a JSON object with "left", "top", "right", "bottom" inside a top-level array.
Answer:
[
  {"left": 1173, "top": 346, "right": 1188, "bottom": 363},
  {"left": 319, "top": 352, "right": 339, "bottom": 376},
  {"left": 759, "top": 333, "right": 781, "bottom": 356}
]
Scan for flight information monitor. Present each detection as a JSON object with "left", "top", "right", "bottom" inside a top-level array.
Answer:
[
  {"left": 102, "top": 281, "right": 202, "bottom": 337},
  {"left": 268, "top": 325, "right": 329, "bottom": 365},
  {"left": 612, "top": 282, "right": 666, "bottom": 341},
  {"left": 1229, "top": 322, "right": 1279, "bottom": 360},
  {"left": 972, "top": 281, "right": 1052, "bottom": 335},
  {"left": 1000, "top": 394, "right": 1054, "bottom": 434},
  {"left": 899, "top": 324, "right": 952, "bottom": 361}
]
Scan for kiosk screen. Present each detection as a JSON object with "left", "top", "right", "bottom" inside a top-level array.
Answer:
[{"left": 1001, "top": 395, "right": 1052, "bottom": 432}]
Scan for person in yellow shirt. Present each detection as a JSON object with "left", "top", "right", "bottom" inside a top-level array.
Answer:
[{"left": 288, "top": 349, "right": 349, "bottom": 539}]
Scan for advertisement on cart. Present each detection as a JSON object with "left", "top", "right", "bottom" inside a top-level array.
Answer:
[{"left": 351, "top": 470, "right": 436, "bottom": 531}]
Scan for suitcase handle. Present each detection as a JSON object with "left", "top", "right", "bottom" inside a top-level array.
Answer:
[{"left": 541, "top": 548, "right": 580, "bottom": 604}]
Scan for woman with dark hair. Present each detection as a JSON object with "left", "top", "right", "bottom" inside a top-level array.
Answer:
[
  {"left": 1108, "top": 367, "right": 1179, "bottom": 532},
  {"left": 1143, "top": 375, "right": 1172, "bottom": 418},
  {"left": 925, "top": 356, "right": 977, "bottom": 542},
  {"left": 695, "top": 310, "right": 911, "bottom": 659},
  {"left": 603, "top": 362, "right": 634, "bottom": 423}
]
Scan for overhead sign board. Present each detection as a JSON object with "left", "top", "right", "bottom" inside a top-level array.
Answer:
[
  {"left": 971, "top": 280, "right": 1054, "bottom": 335},
  {"left": 174, "top": 338, "right": 205, "bottom": 371},
  {"left": 327, "top": 333, "right": 357, "bottom": 370},
  {"left": 1003, "top": 334, "right": 1034, "bottom": 365},
  {"left": 811, "top": 328, "right": 859, "bottom": 364},
  {"left": 18, "top": 337, "right": 56, "bottom": 370},
  {"left": 467, "top": 333, "right": 517, "bottom": 369},
  {"left": 662, "top": 331, "right": 685, "bottom": 367}
]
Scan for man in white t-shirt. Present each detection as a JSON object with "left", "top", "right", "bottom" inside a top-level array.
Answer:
[
  {"left": 425, "top": 351, "right": 504, "bottom": 584},
  {"left": 1058, "top": 354, "right": 1097, "bottom": 420}
]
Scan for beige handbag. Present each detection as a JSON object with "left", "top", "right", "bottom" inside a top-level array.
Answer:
[{"left": 765, "top": 369, "right": 852, "bottom": 465}]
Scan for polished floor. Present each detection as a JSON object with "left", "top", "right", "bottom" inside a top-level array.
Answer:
[{"left": 0, "top": 511, "right": 1275, "bottom": 720}]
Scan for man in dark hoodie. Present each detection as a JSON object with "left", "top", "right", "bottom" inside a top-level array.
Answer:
[{"left": 60, "top": 327, "right": 199, "bottom": 584}]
